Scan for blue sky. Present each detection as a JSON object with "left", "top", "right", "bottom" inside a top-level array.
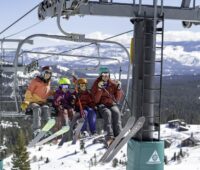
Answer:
[{"left": 1, "top": 0, "right": 200, "bottom": 47}]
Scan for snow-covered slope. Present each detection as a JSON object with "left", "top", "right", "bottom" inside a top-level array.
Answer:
[{"left": 3, "top": 124, "right": 200, "bottom": 170}]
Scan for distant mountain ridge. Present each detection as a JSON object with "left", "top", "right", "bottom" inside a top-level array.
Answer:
[{"left": 2, "top": 40, "right": 200, "bottom": 76}]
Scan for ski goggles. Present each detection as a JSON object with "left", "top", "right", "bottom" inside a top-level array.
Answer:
[
  {"left": 101, "top": 72, "right": 109, "bottom": 76},
  {"left": 61, "top": 84, "right": 70, "bottom": 89},
  {"left": 44, "top": 70, "right": 52, "bottom": 75}
]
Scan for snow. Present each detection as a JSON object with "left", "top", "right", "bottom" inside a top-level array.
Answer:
[
  {"left": 0, "top": 120, "right": 19, "bottom": 128},
  {"left": 4, "top": 138, "right": 127, "bottom": 170},
  {"left": 3, "top": 123, "right": 200, "bottom": 170},
  {"left": 164, "top": 45, "right": 200, "bottom": 67}
]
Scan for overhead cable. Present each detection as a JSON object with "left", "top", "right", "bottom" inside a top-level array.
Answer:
[
  {"left": 0, "top": 3, "right": 40, "bottom": 36},
  {"left": 4, "top": 21, "right": 43, "bottom": 39}
]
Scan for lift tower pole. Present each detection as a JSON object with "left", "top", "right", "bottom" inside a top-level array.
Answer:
[{"left": 129, "top": 11, "right": 165, "bottom": 170}]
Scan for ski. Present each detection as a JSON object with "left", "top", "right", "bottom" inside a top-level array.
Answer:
[
  {"left": 58, "top": 131, "right": 69, "bottom": 147},
  {"left": 104, "top": 116, "right": 145, "bottom": 163},
  {"left": 99, "top": 116, "right": 135, "bottom": 163},
  {"left": 28, "top": 118, "right": 56, "bottom": 147},
  {"left": 72, "top": 118, "right": 85, "bottom": 144},
  {"left": 36, "top": 125, "right": 70, "bottom": 146}
]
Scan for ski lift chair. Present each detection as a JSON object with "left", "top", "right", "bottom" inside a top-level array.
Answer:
[
  {"left": 19, "top": 51, "right": 122, "bottom": 120},
  {"left": 18, "top": 42, "right": 101, "bottom": 118},
  {"left": 14, "top": 34, "right": 131, "bottom": 126}
]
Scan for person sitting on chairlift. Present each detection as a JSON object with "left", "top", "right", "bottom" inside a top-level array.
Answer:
[
  {"left": 91, "top": 66, "right": 122, "bottom": 146},
  {"left": 21, "top": 66, "right": 53, "bottom": 136},
  {"left": 53, "top": 77, "right": 76, "bottom": 131},
  {"left": 74, "top": 78, "right": 97, "bottom": 136}
]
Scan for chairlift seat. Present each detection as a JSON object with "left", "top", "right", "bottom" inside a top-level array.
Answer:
[{"left": 24, "top": 103, "right": 57, "bottom": 117}]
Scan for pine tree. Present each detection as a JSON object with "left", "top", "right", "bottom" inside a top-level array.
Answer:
[
  {"left": 80, "top": 140, "right": 85, "bottom": 150},
  {"left": 45, "top": 157, "right": 50, "bottom": 164},
  {"left": 164, "top": 155, "right": 168, "bottom": 165},
  {"left": 11, "top": 130, "right": 30, "bottom": 170},
  {"left": 112, "top": 158, "right": 118, "bottom": 167},
  {"left": 180, "top": 148, "right": 184, "bottom": 157}
]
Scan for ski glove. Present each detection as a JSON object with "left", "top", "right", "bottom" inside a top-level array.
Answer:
[
  {"left": 21, "top": 101, "right": 29, "bottom": 111},
  {"left": 116, "top": 80, "right": 121, "bottom": 90},
  {"left": 70, "top": 95, "right": 76, "bottom": 105},
  {"left": 98, "top": 81, "right": 105, "bottom": 89}
]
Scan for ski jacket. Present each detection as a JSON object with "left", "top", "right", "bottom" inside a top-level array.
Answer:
[
  {"left": 75, "top": 90, "right": 95, "bottom": 110},
  {"left": 53, "top": 88, "right": 75, "bottom": 109},
  {"left": 91, "top": 77, "right": 122, "bottom": 107},
  {"left": 24, "top": 76, "right": 52, "bottom": 105}
]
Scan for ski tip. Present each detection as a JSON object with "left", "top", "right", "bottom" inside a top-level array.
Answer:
[
  {"left": 62, "top": 125, "right": 70, "bottom": 130},
  {"left": 27, "top": 143, "right": 34, "bottom": 148},
  {"left": 71, "top": 140, "right": 76, "bottom": 145},
  {"left": 98, "top": 160, "right": 106, "bottom": 165},
  {"left": 48, "top": 118, "right": 56, "bottom": 123},
  {"left": 139, "top": 116, "right": 146, "bottom": 122}
]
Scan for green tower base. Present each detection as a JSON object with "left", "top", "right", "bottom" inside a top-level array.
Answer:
[
  {"left": 0, "top": 160, "right": 3, "bottom": 170},
  {"left": 127, "top": 139, "right": 164, "bottom": 170}
]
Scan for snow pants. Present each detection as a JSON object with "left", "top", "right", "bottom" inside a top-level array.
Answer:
[
  {"left": 55, "top": 107, "right": 74, "bottom": 131},
  {"left": 30, "top": 103, "right": 50, "bottom": 130},
  {"left": 98, "top": 104, "right": 122, "bottom": 139},
  {"left": 81, "top": 107, "right": 97, "bottom": 134}
]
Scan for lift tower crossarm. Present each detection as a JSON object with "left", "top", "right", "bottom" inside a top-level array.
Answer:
[
  {"left": 38, "top": 0, "right": 200, "bottom": 22},
  {"left": 76, "top": 2, "right": 200, "bottom": 21}
]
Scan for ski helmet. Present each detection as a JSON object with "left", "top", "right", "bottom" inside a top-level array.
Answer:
[
  {"left": 77, "top": 78, "right": 88, "bottom": 84},
  {"left": 58, "top": 77, "right": 71, "bottom": 85},
  {"left": 42, "top": 66, "right": 52, "bottom": 72},
  {"left": 41, "top": 66, "right": 52, "bottom": 78},
  {"left": 98, "top": 66, "right": 110, "bottom": 75}
]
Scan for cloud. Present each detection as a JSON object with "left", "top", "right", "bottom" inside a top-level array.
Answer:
[
  {"left": 11, "top": 30, "right": 200, "bottom": 49},
  {"left": 86, "top": 31, "right": 200, "bottom": 45},
  {"left": 86, "top": 31, "right": 132, "bottom": 46},
  {"left": 164, "top": 31, "right": 200, "bottom": 42}
]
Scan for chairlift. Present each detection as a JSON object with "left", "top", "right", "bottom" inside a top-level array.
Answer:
[
  {"left": 0, "top": 39, "right": 33, "bottom": 117},
  {"left": 14, "top": 34, "right": 131, "bottom": 115},
  {"left": 18, "top": 50, "right": 122, "bottom": 114}
]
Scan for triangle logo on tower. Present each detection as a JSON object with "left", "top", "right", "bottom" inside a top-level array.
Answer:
[{"left": 146, "top": 150, "right": 161, "bottom": 164}]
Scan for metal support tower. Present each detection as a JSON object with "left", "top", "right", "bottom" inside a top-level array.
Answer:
[{"left": 127, "top": 12, "right": 165, "bottom": 169}]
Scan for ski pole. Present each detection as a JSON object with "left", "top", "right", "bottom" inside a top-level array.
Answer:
[
  {"left": 112, "top": 74, "right": 132, "bottom": 113},
  {"left": 102, "top": 87, "right": 132, "bottom": 115},
  {"left": 72, "top": 74, "right": 85, "bottom": 118}
]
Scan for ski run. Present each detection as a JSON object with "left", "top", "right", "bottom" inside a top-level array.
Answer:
[{"left": 2, "top": 123, "right": 200, "bottom": 170}]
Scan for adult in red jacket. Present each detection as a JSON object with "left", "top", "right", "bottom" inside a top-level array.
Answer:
[{"left": 91, "top": 67, "right": 122, "bottom": 145}]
